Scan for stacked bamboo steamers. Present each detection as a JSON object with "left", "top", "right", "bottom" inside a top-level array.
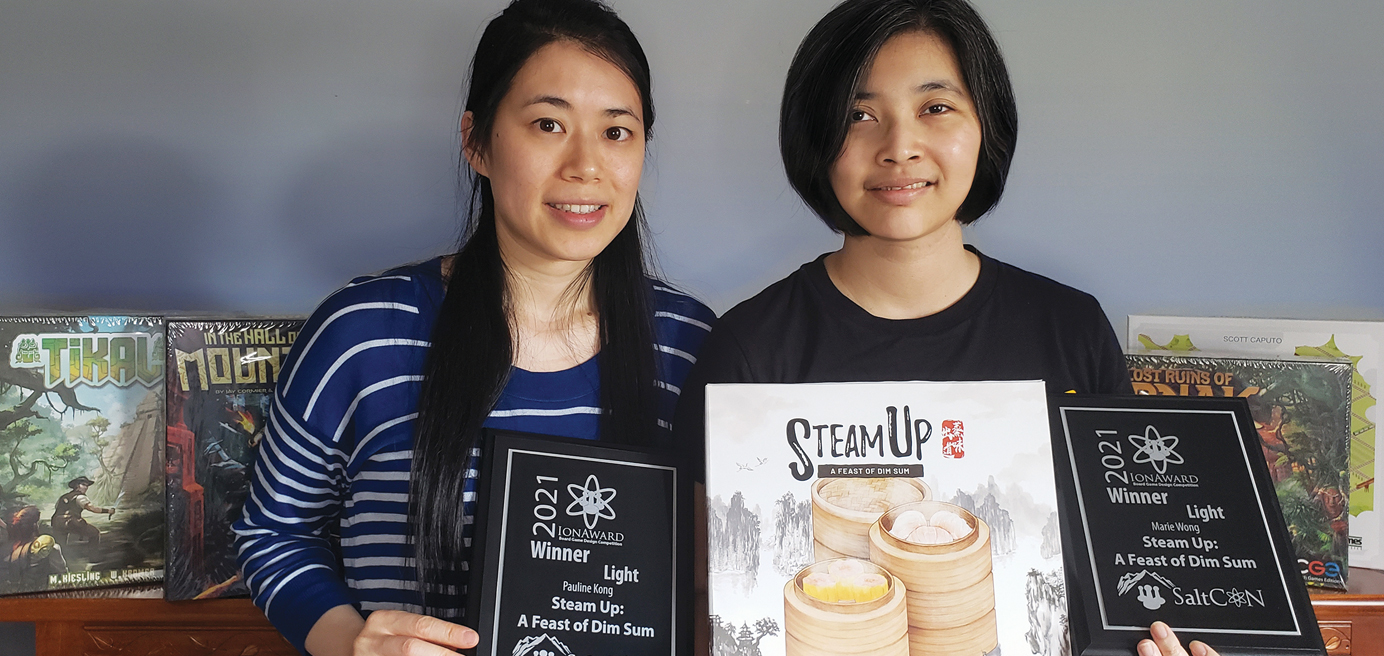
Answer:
[{"left": 784, "top": 478, "right": 997, "bottom": 656}]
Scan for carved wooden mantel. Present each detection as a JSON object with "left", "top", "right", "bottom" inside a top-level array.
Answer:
[
  {"left": 1310, "top": 567, "right": 1384, "bottom": 656},
  {"left": 0, "top": 596, "right": 293, "bottom": 656}
]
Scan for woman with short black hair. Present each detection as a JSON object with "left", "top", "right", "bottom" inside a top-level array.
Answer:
[
  {"left": 678, "top": 2, "right": 1213, "bottom": 655},
  {"left": 780, "top": 0, "right": 1016, "bottom": 234}
]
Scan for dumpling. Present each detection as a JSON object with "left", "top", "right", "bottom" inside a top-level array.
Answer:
[
  {"left": 906, "top": 525, "right": 956, "bottom": 545},
  {"left": 889, "top": 510, "right": 928, "bottom": 540},
  {"left": 930, "top": 511, "right": 972, "bottom": 538},
  {"left": 846, "top": 573, "right": 889, "bottom": 602},
  {"left": 802, "top": 572, "right": 840, "bottom": 602},
  {"left": 827, "top": 558, "right": 867, "bottom": 580}
]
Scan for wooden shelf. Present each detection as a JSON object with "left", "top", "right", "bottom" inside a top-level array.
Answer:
[
  {"left": 0, "top": 596, "right": 293, "bottom": 656},
  {"left": 1310, "top": 567, "right": 1384, "bottom": 655},
  {"left": 0, "top": 571, "right": 1380, "bottom": 656}
]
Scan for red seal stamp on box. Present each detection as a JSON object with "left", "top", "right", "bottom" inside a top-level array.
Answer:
[{"left": 941, "top": 420, "right": 964, "bottom": 459}]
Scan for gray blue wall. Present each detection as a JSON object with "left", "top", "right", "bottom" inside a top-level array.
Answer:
[{"left": 3, "top": 1, "right": 1381, "bottom": 339}]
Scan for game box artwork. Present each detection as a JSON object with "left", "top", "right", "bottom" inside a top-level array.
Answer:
[
  {"left": 164, "top": 319, "right": 300, "bottom": 600},
  {"left": 1128, "top": 315, "right": 1383, "bottom": 570},
  {"left": 705, "top": 381, "right": 1066, "bottom": 656},
  {"left": 1126, "top": 354, "right": 1354, "bottom": 589},
  {"left": 0, "top": 316, "right": 166, "bottom": 595}
]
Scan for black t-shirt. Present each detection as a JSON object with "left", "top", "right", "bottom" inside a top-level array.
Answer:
[{"left": 674, "top": 247, "right": 1132, "bottom": 480}]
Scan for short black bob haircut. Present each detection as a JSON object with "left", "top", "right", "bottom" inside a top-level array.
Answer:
[{"left": 780, "top": 0, "right": 1018, "bottom": 235}]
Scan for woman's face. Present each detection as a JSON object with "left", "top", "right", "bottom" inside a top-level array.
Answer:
[
  {"left": 829, "top": 31, "right": 982, "bottom": 244},
  {"left": 466, "top": 40, "right": 645, "bottom": 270}
]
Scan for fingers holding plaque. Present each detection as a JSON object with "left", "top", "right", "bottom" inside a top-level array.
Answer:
[{"left": 1049, "top": 395, "right": 1325, "bottom": 656}]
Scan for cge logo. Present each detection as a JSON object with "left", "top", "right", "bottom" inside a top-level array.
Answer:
[{"left": 1298, "top": 559, "right": 1342, "bottom": 579}]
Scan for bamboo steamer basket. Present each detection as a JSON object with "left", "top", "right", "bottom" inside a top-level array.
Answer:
[
  {"left": 907, "top": 610, "right": 998, "bottom": 655},
  {"left": 811, "top": 477, "right": 931, "bottom": 560},
  {"left": 869, "top": 501, "right": 997, "bottom": 656},
  {"left": 783, "top": 558, "right": 910, "bottom": 656}
]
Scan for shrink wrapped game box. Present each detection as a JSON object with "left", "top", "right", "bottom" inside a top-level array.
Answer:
[
  {"left": 1128, "top": 315, "right": 1384, "bottom": 570},
  {"left": 164, "top": 319, "right": 301, "bottom": 600},
  {"left": 1126, "top": 353, "right": 1353, "bottom": 589},
  {"left": 0, "top": 316, "right": 166, "bottom": 595}
]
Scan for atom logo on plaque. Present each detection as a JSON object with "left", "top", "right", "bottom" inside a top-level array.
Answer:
[
  {"left": 566, "top": 474, "right": 617, "bottom": 529},
  {"left": 1128, "top": 425, "right": 1184, "bottom": 474}
]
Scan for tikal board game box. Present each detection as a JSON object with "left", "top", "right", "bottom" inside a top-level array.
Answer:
[
  {"left": 1129, "top": 315, "right": 1384, "bottom": 570},
  {"left": 1126, "top": 353, "right": 1354, "bottom": 589},
  {"left": 704, "top": 380, "right": 1065, "bottom": 656},
  {"left": 0, "top": 316, "right": 166, "bottom": 595},
  {"left": 165, "top": 319, "right": 301, "bottom": 600}
]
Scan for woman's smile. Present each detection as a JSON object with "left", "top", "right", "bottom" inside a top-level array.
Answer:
[
  {"left": 545, "top": 202, "right": 608, "bottom": 227},
  {"left": 866, "top": 178, "right": 935, "bottom": 206}
]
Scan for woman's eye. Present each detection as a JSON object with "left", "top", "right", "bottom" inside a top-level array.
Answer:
[
  {"left": 536, "top": 118, "right": 564, "bottom": 133},
  {"left": 604, "top": 126, "right": 632, "bottom": 141},
  {"left": 922, "top": 104, "right": 952, "bottom": 115},
  {"left": 849, "top": 109, "right": 875, "bottom": 123}
]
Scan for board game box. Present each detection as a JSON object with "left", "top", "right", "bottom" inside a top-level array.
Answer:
[
  {"left": 164, "top": 319, "right": 301, "bottom": 600},
  {"left": 1126, "top": 353, "right": 1353, "bottom": 589},
  {"left": 705, "top": 380, "right": 1066, "bottom": 656},
  {"left": 1128, "top": 315, "right": 1383, "bottom": 570},
  {"left": 0, "top": 316, "right": 166, "bottom": 596}
]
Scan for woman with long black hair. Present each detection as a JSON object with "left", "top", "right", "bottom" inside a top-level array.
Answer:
[
  {"left": 233, "top": 1, "right": 713, "bottom": 654},
  {"left": 676, "top": 1, "right": 1213, "bottom": 655}
]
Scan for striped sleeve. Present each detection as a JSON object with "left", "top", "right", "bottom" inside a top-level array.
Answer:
[
  {"left": 651, "top": 283, "right": 717, "bottom": 432},
  {"left": 233, "top": 272, "right": 433, "bottom": 653}
]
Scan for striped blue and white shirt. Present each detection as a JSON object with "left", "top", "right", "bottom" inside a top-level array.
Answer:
[{"left": 231, "top": 258, "right": 715, "bottom": 653}]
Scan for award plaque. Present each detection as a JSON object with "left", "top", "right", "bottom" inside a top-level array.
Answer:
[
  {"left": 1049, "top": 395, "right": 1324, "bottom": 656},
  {"left": 466, "top": 429, "right": 681, "bottom": 656}
]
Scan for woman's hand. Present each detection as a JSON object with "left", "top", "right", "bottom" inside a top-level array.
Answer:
[
  {"left": 1138, "top": 621, "right": 1219, "bottom": 656},
  {"left": 354, "top": 610, "right": 480, "bottom": 656}
]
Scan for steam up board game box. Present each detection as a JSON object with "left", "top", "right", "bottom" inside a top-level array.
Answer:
[{"left": 704, "top": 380, "right": 1065, "bottom": 656}]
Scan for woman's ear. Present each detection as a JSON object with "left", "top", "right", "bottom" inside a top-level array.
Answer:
[{"left": 461, "top": 111, "right": 489, "bottom": 177}]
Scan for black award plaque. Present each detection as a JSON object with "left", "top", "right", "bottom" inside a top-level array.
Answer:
[
  {"left": 467, "top": 429, "right": 681, "bottom": 656},
  {"left": 1049, "top": 396, "right": 1323, "bottom": 656}
]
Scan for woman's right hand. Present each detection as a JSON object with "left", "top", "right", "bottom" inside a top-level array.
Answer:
[{"left": 354, "top": 610, "right": 479, "bottom": 656}]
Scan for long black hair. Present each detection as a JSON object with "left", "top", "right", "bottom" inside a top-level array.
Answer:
[
  {"left": 780, "top": 0, "right": 1018, "bottom": 234},
  {"left": 409, "top": 0, "right": 658, "bottom": 615}
]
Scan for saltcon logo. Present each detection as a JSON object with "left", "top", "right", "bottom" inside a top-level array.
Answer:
[
  {"left": 1117, "top": 569, "right": 1267, "bottom": 610},
  {"left": 1129, "top": 425, "right": 1184, "bottom": 474},
  {"left": 1117, "top": 569, "right": 1177, "bottom": 610},
  {"left": 10, "top": 333, "right": 164, "bottom": 388},
  {"left": 566, "top": 474, "right": 616, "bottom": 529},
  {"left": 512, "top": 633, "right": 573, "bottom": 656}
]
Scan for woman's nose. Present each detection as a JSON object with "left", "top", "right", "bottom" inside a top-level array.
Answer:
[
  {"left": 878, "top": 120, "right": 923, "bottom": 165},
  {"left": 561, "top": 134, "right": 601, "bottom": 182}
]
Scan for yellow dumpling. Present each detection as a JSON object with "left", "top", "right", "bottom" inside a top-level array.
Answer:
[
  {"left": 802, "top": 572, "right": 840, "bottom": 602},
  {"left": 843, "top": 573, "right": 889, "bottom": 603},
  {"left": 827, "top": 558, "right": 866, "bottom": 580}
]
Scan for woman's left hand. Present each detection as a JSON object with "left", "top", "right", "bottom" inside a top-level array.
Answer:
[{"left": 1138, "top": 621, "right": 1219, "bottom": 656}]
